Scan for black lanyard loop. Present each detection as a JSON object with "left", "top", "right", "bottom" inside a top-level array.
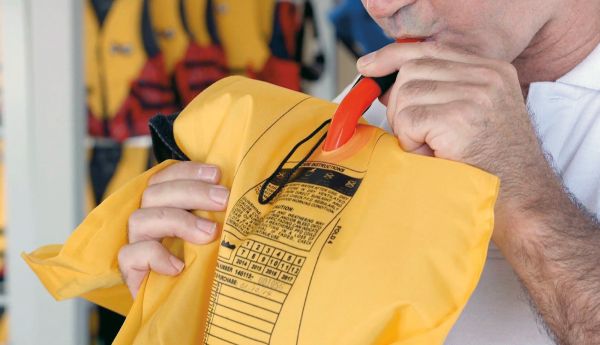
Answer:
[{"left": 257, "top": 119, "right": 331, "bottom": 205}]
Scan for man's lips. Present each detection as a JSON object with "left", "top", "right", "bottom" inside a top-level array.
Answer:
[
  {"left": 396, "top": 37, "right": 426, "bottom": 43},
  {"left": 394, "top": 36, "right": 434, "bottom": 43}
]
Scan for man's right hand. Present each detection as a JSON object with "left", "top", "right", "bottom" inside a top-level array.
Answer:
[{"left": 118, "top": 161, "right": 230, "bottom": 298}]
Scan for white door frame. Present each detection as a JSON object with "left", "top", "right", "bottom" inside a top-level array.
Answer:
[{"left": 2, "top": 0, "right": 88, "bottom": 344}]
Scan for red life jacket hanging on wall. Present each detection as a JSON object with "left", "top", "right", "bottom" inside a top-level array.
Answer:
[{"left": 85, "top": 0, "right": 176, "bottom": 142}]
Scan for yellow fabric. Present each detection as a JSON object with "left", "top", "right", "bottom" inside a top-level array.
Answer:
[
  {"left": 85, "top": 146, "right": 97, "bottom": 213},
  {"left": 104, "top": 144, "right": 152, "bottom": 199},
  {"left": 213, "top": 0, "right": 273, "bottom": 72},
  {"left": 184, "top": 0, "right": 212, "bottom": 46},
  {"left": 255, "top": 0, "right": 276, "bottom": 43},
  {"left": 24, "top": 76, "right": 499, "bottom": 344},
  {"left": 193, "top": 0, "right": 283, "bottom": 73},
  {"left": 86, "top": 143, "right": 153, "bottom": 212},
  {"left": 150, "top": 0, "right": 190, "bottom": 74},
  {"left": 85, "top": 0, "right": 147, "bottom": 119},
  {"left": 0, "top": 314, "right": 7, "bottom": 344}
]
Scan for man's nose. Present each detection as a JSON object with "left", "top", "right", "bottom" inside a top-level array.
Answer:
[{"left": 364, "top": 0, "right": 415, "bottom": 19}]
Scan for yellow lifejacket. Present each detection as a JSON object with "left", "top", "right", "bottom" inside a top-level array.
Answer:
[
  {"left": 24, "top": 77, "right": 499, "bottom": 344},
  {"left": 174, "top": 0, "right": 230, "bottom": 106},
  {"left": 214, "top": 0, "right": 302, "bottom": 90},
  {"left": 149, "top": 0, "right": 190, "bottom": 76},
  {"left": 183, "top": 0, "right": 213, "bottom": 46},
  {"left": 85, "top": 0, "right": 176, "bottom": 141}
]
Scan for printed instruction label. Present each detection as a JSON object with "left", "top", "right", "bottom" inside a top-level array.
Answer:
[{"left": 203, "top": 162, "right": 364, "bottom": 344}]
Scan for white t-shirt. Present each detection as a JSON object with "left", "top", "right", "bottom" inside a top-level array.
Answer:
[{"left": 335, "top": 43, "right": 600, "bottom": 344}]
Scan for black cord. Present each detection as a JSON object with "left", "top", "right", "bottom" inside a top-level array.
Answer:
[{"left": 257, "top": 119, "right": 331, "bottom": 205}]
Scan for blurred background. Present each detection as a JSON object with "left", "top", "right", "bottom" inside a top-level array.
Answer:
[{"left": 0, "top": 0, "right": 392, "bottom": 344}]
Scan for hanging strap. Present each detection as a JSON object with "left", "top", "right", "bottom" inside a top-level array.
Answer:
[{"left": 258, "top": 119, "right": 331, "bottom": 205}]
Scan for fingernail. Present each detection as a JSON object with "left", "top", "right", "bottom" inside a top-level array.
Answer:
[
  {"left": 196, "top": 218, "right": 217, "bottom": 235},
  {"left": 357, "top": 52, "right": 375, "bottom": 68},
  {"left": 169, "top": 256, "right": 184, "bottom": 272},
  {"left": 209, "top": 185, "right": 230, "bottom": 205},
  {"left": 198, "top": 166, "right": 218, "bottom": 181}
]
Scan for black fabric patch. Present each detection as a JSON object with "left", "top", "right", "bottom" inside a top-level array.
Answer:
[
  {"left": 91, "top": 0, "right": 114, "bottom": 25},
  {"left": 149, "top": 113, "right": 190, "bottom": 162},
  {"left": 89, "top": 143, "right": 122, "bottom": 205}
]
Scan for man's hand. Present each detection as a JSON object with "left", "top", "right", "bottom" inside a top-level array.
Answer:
[
  {"left": 358, "top": 42, "right": 541, "bottom": 173},
  {"left": 357, "top": 42, "right": 600, "bottom": 345},
  {"left": 357, "top": 41, "right": 554, "bottom": 243},
  {"left": 118, "top": 161, "right": 229, "bottom": 298}
]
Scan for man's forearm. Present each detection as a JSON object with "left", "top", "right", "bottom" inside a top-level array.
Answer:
[{"left": 495, "top": 165, "right": 600, "bottom": 345}]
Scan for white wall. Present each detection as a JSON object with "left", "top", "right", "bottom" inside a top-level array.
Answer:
[{"left": 2, "top": 0, "right": 88, "bottom": 344}]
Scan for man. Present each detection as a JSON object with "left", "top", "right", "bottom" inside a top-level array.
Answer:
[{"left": 118, "top": 0, "right": 600, "bottom": 344}]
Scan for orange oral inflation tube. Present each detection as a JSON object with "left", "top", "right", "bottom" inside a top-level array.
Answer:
[{"left": 323, "top": 38, "right": 423, "bottom": 151}]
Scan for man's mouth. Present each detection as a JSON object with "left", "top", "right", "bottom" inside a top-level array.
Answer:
[
  {"left": 394, "top": 35, "right": 434, "bottom": 42},
  {"left": 384, "top": 6, "right": 438, "bottom": 43}
]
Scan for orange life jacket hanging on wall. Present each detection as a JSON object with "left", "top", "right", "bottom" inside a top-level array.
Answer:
[
  {"left": 85, "top": 0, "right": 176, "bottom": 142},
  {"left": 173, "top": 0, "right": 229, "bottom": 106}
]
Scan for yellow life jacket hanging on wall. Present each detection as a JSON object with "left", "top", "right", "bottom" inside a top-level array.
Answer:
[
  {"left": 85, "top": 0, "right": 169, "bottom": 208},
  {"left": 182, "top": 0, "right": 213, "bottom": 46},
  {"left": 24, "top": 77, "right": 499, "bottom": 344},
  {"left": 255, "top": 0, "right": 302, "bottom": 90},
  {"left": 173, "top": 0, "right": 229, "bottom": 106},
  {"left": 85, "top": 0, "right": 176, "bottom": 142},
  {"left": 86, "top": 2, "right": 169, "bottom": 341},
  {"left": 149, "top": 0, "right": 190, "bottom": 76},
  {"left": 214, "top": 0, "right": 302, "bottom": 90}
]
